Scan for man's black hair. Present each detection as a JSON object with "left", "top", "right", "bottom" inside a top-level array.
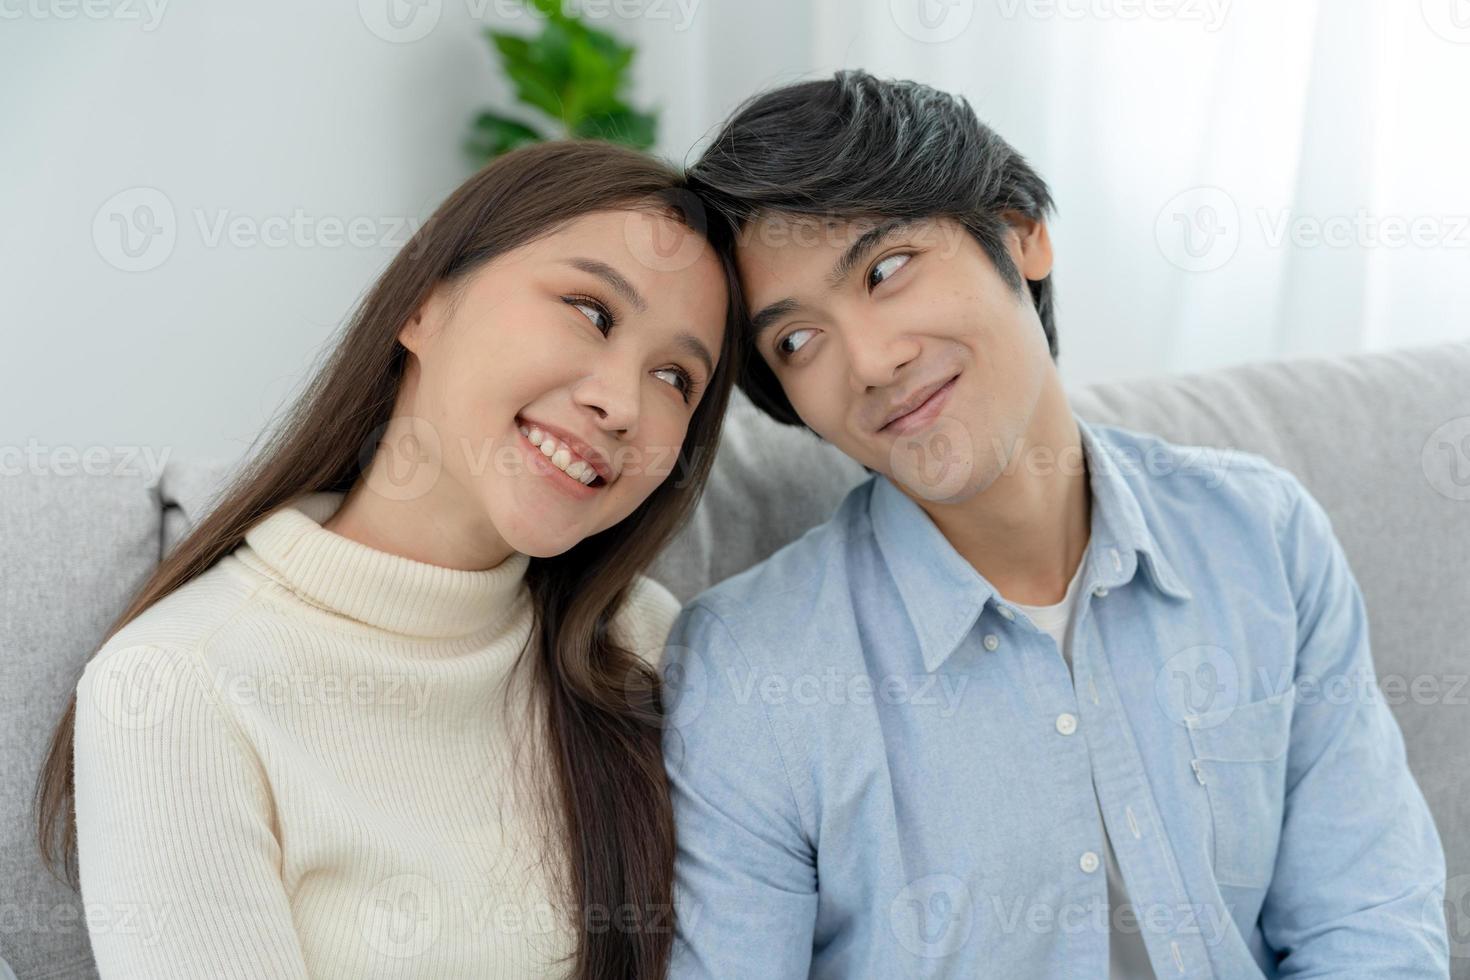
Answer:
[{"left": 687, "top": 69, "right": 1058, "bottom": 428}]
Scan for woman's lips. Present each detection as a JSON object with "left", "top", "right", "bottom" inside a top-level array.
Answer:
[
  {"left": 881, "top": 374, "right": 959, "bottom": 436},
  {"left": 517, "top": 426, "right": 602, "bottom": 500}
]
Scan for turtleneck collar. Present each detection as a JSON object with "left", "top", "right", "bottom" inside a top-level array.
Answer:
[{"left": 238, "top": 490, "right": 531, "bottom": 639}]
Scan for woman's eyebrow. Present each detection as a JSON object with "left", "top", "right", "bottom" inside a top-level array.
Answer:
[
  {"left": 672, "top": 331, "right": 714, "bottom": 378},
  {"left": 562, "top": 257, "right": 647, "bottom": 313}
]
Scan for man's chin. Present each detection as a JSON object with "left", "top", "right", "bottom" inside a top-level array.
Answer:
[{"left": 878, "top": 416, "right": 992, "bottom": 503}]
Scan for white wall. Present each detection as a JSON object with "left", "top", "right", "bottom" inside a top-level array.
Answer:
[{"left": 4, "top": 0, "right": 1467, "bottom": 467}]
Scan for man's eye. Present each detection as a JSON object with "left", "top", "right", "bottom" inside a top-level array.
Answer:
[
  {"left": 868, "top": 253, "right": 911, "bottom": 290},
  {"left": 564, "top": 296, "right": 612, "bottom": 334},
  {"left": 775, "top": 328, "right": 815, "bottom": 359}
]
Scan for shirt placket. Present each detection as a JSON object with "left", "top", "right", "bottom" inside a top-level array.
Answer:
[
  {"left": 1072, "top": 546, "right": 1217, "bottom": 979},
  {"left": 997, "top": 589, "right": 1110, "bottom": 978}
]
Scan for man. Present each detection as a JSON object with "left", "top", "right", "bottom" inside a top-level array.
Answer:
[{"left": 660, "top": 71, "right": 1449, "bottom": 978}]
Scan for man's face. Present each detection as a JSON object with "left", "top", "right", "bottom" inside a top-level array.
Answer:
[{"left": 736, "top": 213, "right": 1056, "bottom": 503}]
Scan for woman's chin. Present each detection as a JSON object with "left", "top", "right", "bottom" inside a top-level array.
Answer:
[{"left": 500, "top": 522, "right": 594, "bottom": 560}]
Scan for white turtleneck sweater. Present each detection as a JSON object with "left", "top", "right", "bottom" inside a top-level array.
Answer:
[{"left": 72, "top": 490, "right": 681, "bottom": 979}]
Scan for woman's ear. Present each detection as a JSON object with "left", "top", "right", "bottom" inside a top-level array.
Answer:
[
  {"left": 1002, "top": 210, "right": 1054, "bottom": 282},
  {"left": 397, "top": 307, "right": 426, "bottom": 354},
  {"left": 397, "top": 282, "right": 451, "bottom": 355}
]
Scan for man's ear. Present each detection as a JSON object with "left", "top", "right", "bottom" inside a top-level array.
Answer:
[{"left": 1002, "top": 210, "right": 1054, "bottom": 282}]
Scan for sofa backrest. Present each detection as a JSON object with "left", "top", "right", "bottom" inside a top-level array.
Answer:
[{"left": 4, "top": 340, "right": 1467, "bottom": 978}]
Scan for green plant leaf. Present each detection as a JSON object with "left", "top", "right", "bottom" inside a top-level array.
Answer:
[
  {"left": 489, "top": 23, "right": 572, "bottom": 121},
  {"left": 579, "top": 21, "right": 635, "bottom": 69},
  {"left": 472, "top": 2, "right": 658, "bottom": 156},
  {"left": 572, "top": 107, "right": 657, "bottom": 149},
  {"left": 527, "top": 0, "right": 569, "bottom": 24},
  {"left": 565, "top": 33, "right": 622, "bottom": 120},
  {"left": 488, "top": 30, "right": 530, "bottom": 65},
  {"left": 466, "top": 111, "right": 544, "bottom": 161}
]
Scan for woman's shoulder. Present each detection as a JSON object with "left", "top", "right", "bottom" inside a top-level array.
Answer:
[
  {"left": 97, "top": 552, "right": 263, "bottom": 662},
  {"left": 610, "top": 575, "right": 682, "bottom": 668}
]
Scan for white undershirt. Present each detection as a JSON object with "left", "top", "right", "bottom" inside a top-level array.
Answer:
[{"left": 1008, "top": 553, "right": 1157, "bottom": 980}]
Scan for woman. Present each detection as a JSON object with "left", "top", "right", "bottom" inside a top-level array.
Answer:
[{"left": 32, "top": 140, "right": 741, "bottom": 979}]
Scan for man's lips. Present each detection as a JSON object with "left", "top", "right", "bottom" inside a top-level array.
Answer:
[{"left": 877, "top": 373, "right": 961, "bottom": 434}]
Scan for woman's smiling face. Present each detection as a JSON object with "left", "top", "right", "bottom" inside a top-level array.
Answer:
[{"left": 395, "top": 206, "right": 728, "bottom": 558}]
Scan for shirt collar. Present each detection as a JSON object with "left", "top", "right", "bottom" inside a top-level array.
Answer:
[
  {"left": 869, "top": 416, "right": 1192, "bottom": 673},
  {"left": 1077, "top": 417, "right": 1194, "bottom": 604}
]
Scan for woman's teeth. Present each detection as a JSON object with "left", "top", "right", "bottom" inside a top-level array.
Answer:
[{"left": 519, "top": 424, "right": 599, "bottom": 485}]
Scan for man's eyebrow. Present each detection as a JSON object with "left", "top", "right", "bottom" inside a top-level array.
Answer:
[
  {"left": 671, "top": 331, "right": 715, "bottom": 378},
  {"left": 746, "top": 217, "right": 920, "bottom": 341},
  {"left": 563, "top": 257, "right": 647, "bottom": 312},
  {"left": 826, "top": 217, "right": 919, "bottom": 288},
  {"left": 748, "top": 298, "right": 801, "bottom": 339}
]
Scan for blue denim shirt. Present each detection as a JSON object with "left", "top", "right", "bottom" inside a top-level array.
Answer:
[{"left": 662, "top": 419, "right": 1448, "bottom": 979}]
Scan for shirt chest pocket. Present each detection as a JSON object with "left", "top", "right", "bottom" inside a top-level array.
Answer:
[{"left": 1183, "top": 692, "right": 1294, "bottom": 889}]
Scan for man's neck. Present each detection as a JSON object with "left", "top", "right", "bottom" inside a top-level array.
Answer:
[{"left": 907, "top": 381, "right": 1091, "bottom": 606}]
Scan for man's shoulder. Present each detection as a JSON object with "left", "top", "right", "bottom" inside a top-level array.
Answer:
[
  {"left": 671, "top": 477, "right": 878, "bottom": 658},
  {"left": 614, "top": 574, "right": 682, "bottom": 666},
  {"left": 1088, "top": 421, "right": 1308, "bottom": 529}
]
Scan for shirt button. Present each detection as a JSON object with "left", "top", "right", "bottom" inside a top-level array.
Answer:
[
  {"left": 1080, "top": 851, "right": 1100, "bottom": 873},
  {"left": 1055, "top": 713, "right": 1077, "bottom": 735},
  {"left": 1093, "top": 586, "right": 1109, "bottom": 597},
  {"left": 997, "top": 607, "right": 1015, "bottom": 621},
  {"left": 983, "top": 633, "right": 1001, "bottom": 651}
]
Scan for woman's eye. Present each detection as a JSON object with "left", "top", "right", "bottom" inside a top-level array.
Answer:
[
  {"left": 564, "top": 296, "right": 611, "bottom": 334},
  {"left": 775, "top": 328, "right": 815, "bottom": 360},
  {"left": 868, "top": 253, "right": 911, "bottom": 290},
  {"left": 653, "top": 367, "right": 689, "bottom": 394}
]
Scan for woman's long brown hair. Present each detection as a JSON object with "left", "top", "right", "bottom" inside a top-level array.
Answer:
[{"left": 32, "top": 139, "right": 742, "bottom": 980}]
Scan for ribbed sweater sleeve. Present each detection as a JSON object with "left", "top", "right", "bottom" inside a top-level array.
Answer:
[{"left": 73, "top": 643, "right": 312, "bottom": 980}]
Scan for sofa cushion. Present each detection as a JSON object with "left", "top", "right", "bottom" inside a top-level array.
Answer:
[{"left": 0, "top": 467, "right": 161, "bottom": 980}]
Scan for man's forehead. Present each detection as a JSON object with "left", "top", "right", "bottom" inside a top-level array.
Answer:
[{"left": 735, "top": 212, "right": 896, "bottom": 256}]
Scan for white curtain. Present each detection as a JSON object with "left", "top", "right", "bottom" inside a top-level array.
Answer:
[{"left": 633, "top": 0, "right": 1470, "bottom": 388}]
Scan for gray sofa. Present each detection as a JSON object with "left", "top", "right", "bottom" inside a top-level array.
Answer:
[{"left": 3, "top": 341, "right": 1467, "bottom": 978}]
